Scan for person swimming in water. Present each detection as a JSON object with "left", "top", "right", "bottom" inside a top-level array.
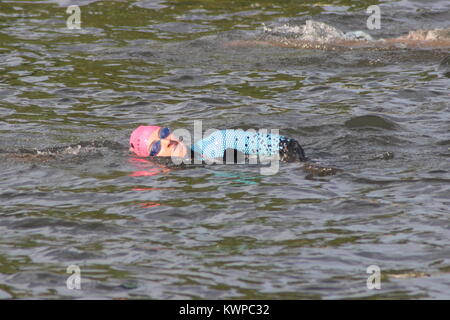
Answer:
[
  {"left": 0, "top": 126, "right": 336, "bottom": 176},
  {"left": 129, "top": 126, "right": 339, "bottom": 178},
  {"left": 226, "top": 20, "right": 450, "bottom": 50},
  {"left": 128, "top": 125, "right": 338, "bottom": 176},
  {"left": 129, "top": 125, "right": 307, "bottom": 163}
]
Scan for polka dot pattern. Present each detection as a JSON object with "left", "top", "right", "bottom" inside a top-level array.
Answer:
[{"left": 192, "top": 129, "right": 285, "bottom": 160}]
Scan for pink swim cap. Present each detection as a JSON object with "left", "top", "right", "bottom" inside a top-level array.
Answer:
[{"left": 129, "top": 125, "right": 161, "bottom": 157}]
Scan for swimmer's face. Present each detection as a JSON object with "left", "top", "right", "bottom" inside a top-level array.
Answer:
[{"left": 143, "top": 127, "right": 187, "bottom": 158}]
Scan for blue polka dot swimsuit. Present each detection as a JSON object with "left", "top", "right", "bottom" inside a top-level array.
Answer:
[{"left": 190, "top": 129, "right": 307, "bottom": 163}]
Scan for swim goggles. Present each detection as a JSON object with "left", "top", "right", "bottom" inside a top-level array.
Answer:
[{"left": 148, "top": 127, "right": 170, "bottom": 156}]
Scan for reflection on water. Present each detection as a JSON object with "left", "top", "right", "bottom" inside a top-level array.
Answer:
[
  {"left": 0, "top": 0, "right": 450, "bottom": 299},
  {"left": 128, "top": 157, "right": 172, "bottom": 177}
]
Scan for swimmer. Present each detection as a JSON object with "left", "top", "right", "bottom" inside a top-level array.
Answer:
[
  {"left": 225, "top": 20, "right": 450, "bottom": 50},
  {"left": 130, "top": 125, "right": 306, "bottom": 162},
  {"left": 0, "top": 127, "right": 337, "bottom": 176},
  {"left": 129, "top": 125, "right": 339, "bottom": 176}
]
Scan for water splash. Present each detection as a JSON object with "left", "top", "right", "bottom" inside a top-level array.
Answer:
[{"left": 262, "top": 20, "right": 373, "bottom": 42}]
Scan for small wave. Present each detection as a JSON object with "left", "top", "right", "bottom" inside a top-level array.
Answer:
[
  {"left": 344, "top": 115, "right": 399, "bottom": 130},
  {"left": 0, "top": 140, "right": 125, "bottom": 162}
]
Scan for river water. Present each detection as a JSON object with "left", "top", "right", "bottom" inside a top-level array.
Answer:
[{"left": 0, "top": 0, "right": 449, "bottom": 299}]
